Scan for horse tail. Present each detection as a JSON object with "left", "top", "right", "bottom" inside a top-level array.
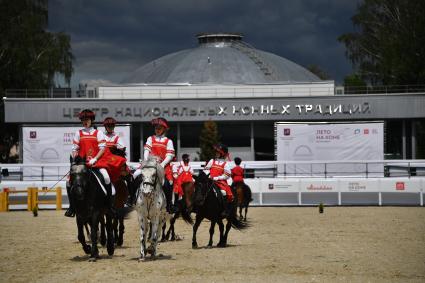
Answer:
[
  {"left": 180, "top": 209, "right": 193, "bottom": 225},
  {"left": 229, "top": 205, "right": 249, "bottom": 230}
]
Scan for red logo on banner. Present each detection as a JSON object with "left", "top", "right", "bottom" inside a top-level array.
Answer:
[
  {"left": 30, "top": 131, "right": 37, "bottom": 139},
  {"left": 364, "top": 129, "right": 369, "bottom": 134},
  {"left": 396, "top": 182, "right": 405, "bottom": 190},
  {"left": 284, "top": 129, "right": 290, "bottom": 136}
]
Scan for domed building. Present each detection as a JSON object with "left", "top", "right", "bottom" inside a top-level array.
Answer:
[{"left": 122, "top": 33, "right": 321, "bottom": 85}]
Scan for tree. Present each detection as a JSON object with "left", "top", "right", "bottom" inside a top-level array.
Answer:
[
  {"left": 343, "top": 73, "right": 367, "bottom": 88},
  {"left": 338, "top": 0, "right": 425, "bottom": 85},
  {"left": 198, "top": 120, "right": 221, "bottom": 161},
  {"left": 306, "top": 64, "right": 331, "bottom": 80},
  {"left": 0, "top": 0, "right": 74, "bottom": 93}
]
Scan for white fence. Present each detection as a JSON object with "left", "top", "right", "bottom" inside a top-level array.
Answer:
[{"left": 1, "top": 160, "right": 424, "bottom": 209}]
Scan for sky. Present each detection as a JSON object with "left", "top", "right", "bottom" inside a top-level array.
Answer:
[{"left": 49, "top": 0, "right": 361, "bottom": 87}]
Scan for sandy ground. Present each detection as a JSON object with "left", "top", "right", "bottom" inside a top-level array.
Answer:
[{"left": 0, "top": 207, "right": 424, "bottom": 283}]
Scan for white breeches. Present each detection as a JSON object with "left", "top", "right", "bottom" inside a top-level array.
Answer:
[{"left": 99, "top": 168, "right": 110, "bottom": 184}]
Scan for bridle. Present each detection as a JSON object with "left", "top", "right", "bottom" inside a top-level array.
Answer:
[{"left": 141, "top": 165, "right": 158, "bottom": 194}]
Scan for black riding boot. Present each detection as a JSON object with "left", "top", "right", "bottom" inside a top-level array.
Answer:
[
  {"left": 124, "top": 175, "right": 136, "bottom": 207},
  {"left": 105, "top": 183, "right": 116, "bottom": 217},
  {"left": 171, "top": 193, "right": 180, "bottom": 214},
  {"left": 64, "top": 182, "right": 75, "bottom": 217},
  {"left": 163, "top": 180, "right": 173, "bottom": 213}
]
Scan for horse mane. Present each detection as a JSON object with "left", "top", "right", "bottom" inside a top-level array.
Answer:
[{"left": 110, "top": 147, "right": 126, "bottom": 157}]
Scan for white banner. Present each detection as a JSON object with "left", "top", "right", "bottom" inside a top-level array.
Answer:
[
  {"left": 275, "top": 122, "right": 384, "bottom": 177},
  {"left": 22, "top": 126, "right": 131, "bottom": 180}
]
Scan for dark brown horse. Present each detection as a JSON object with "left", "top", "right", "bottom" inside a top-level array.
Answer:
[{"left": 231, "top": 182, "right": 253, "bottom": 221}]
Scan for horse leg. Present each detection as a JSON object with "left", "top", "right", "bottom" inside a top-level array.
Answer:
[
  {"left": 192, "top": 215, "right": 203, "bottom": 249},
  {"left": 117, "top": 216, "right": 124, "bottom": 246},
  {"left": 99, "top": 215, "right": 106, "bottom": 247},
  {"left": 239, "top": 205, "right": 243, "bottom": 220},
  {"left": 112, "top": 216, "right": 118, "bottom": 244},
  {"left": 222, "top": 219, "right": 232, "bottom": 247},
  {"left": 207, "top": 221, "right": 216, "bottom": 248},
  {"left": 217, "top": 220, "right": 226, "bottom": 247},
  {"left": 84, "top": 223, "right": 91, "bottom": 240},
  {"left": 244, "top": 205, "right": 248, "bottom": 221},
  {"left": 166, "top": 215, "right": 176, "bottom": 241},
  {"left": 106, "top": 214, "right": 115, "bottom": 256},
  {"left": 149, "top": 215, "right": 160, "bottom": 259},
  {"left": 138, "top": 215, "right": 147, "bottom": 261},
  {"left": 77, "top": 217, "right": 91, "bottom": 255},
  {"left": 89, "top": 212, "right": 100, "bottom": 261},
  {"left": 161, "top": 221, "right": 167, "bottom": 242}
]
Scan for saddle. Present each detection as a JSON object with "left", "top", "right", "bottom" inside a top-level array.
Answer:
[{"left": 90, "top": 168, "right": 114, "bottom": 196}]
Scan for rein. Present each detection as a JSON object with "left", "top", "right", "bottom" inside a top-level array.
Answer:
[{"left": 41, "top": 170, "right": 70, "bottom": 196}]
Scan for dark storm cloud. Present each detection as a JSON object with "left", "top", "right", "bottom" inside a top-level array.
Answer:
[{"left": 49, "top": 0, "right": 360, "bottom": 85}]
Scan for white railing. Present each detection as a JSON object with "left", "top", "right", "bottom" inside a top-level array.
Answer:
[{"left": 1, "top": 160, "right": 424, "bottom": 182}]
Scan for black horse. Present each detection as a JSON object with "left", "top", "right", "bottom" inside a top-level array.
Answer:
[
  {"left": 69, "top": 156, "right": 114, "bottom": 261},
  {"left": 182, "top": 171, "right": 248, "bottom": 249},
  {"left": 163, "top": 182, "right": 194, "bottom": 241}
]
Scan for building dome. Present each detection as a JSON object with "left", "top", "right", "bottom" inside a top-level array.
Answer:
[{"left": 122, "top": 33, "right": 320, "bottom": 84}]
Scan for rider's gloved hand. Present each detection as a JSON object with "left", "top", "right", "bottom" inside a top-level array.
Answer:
[
  {"left": 212, "top": 176, "right": 219, "bottom": 181},
  {"left": 160, "top": 161, "right": 166, "bottom": 168},
  {"left": 88, "top": 157, "right": 97, "bottom": 166}
]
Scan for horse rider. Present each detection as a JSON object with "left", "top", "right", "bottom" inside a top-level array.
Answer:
[
  {"left": 102, "top": 117, "right": 135, "bottom": 207},
  {"left": 172, "top": 153, "right": 194, "bottom": 205},
  {"left": 204, "top": 143, "right": 234, "bottom": 217},
  {"left": 65, "top": 109, "right": 124, "bottom": 217},
  {"left": 231, "top": 157, "right": 245, "bottom": 187},
  {"left": 133, "top": 117, "right": 176, "bottom": 213}
]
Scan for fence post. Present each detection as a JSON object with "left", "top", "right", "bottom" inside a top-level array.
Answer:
[
  {"left": 56, "top": 187, "right": 62, "bottom": 210},
  {"left": 27, "top": 187, "right": 33, "bottom": 211},
  {"left": 31, "top": 187, "right": 38, "bottom": 210},
  {"left": 0, "top": 192, "right": 7, "bottom": 212}
]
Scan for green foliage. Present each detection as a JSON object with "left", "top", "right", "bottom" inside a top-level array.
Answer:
[
  {"left": 306, "top": 64, "right": 331, "bottom": 80},
  {"left": 338, "top": 0, "right": 425, "bottom": 85},
  {"left": 198, "top": 120, "right": 220, "bottom": 161},
  {"left": 343, "top": 73, "right": 367, "bottom": 87},
  {"left": 0, "top": 0, "right": 74, "bottom": 94}
]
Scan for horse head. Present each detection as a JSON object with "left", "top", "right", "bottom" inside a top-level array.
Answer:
[
  {"left": 139, "top": 157, "right": 164, "bottom": 197},
  {"left": 192, "top": 171, "right": 212, "bottom": 207},
  {"left": 70, "top": 156, "right": 89, "bottom": 201}
]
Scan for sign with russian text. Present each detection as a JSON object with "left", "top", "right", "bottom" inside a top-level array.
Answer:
[
  {"left": 22, "top": 126, "right": 131, "bottom": 180},
  {"left": 275, "top": 122, "right": 384, "bottom": 177}
]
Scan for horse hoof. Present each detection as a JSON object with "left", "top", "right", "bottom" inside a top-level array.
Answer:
[
  {"left": 192, "top": 244, "right": 198, "bottom": 249},
  {"left": 206, "top": 245, "right": 213, "bottom": 249},
  {"left": 217, "top": 243, "right": 226, "bottom": 248},
  {"left": 138, "top": 257, "right": 146, "bottom": 262},
  {"left": 88, "top": 257, "right": 97, "bottom": 262},
  {"left": 83, "top": 245, "right": 91, "bottom": 255}
]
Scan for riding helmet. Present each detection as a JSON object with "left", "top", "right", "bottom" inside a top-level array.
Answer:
[
  {"left": 213, "top": 143, "right": 228, "bottom": 156},
  {"left": 78, "top": 109, "right": 95, "bottom": 121},
  {"left": 103, "top": 117, "right": 117, "bottom": 127},
  {"left": 151, "top": 117, "right": 169, "bottom": 129}
]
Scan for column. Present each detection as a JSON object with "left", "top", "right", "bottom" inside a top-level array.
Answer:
[
  {"left": 402, "top": 120, "right": 407, "bottom": 159},
  {"left": 411, "top": 120, "right": 416, "bottom": 159},
  {"left": 250, "top": 122, "right": 255, "bottom": 161}
]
